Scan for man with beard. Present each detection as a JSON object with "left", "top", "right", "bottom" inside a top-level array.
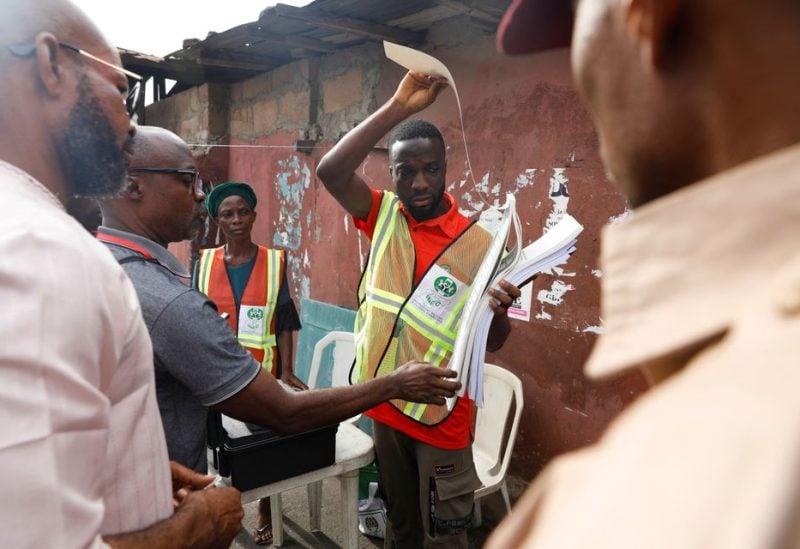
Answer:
[
  {"left": 488, "top": 0, "right": 800, "bottom": 547},
  {"left": 316, "top": 73, "right": 520, "bottom": 548},
  {"left": 97, "top": 126, "right": 463, "bottom": 502},
  {"left": 0, "top": 1, "right": 242, "bottom": 547}
]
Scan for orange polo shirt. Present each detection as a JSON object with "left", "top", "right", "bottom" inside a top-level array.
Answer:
[{"left": 353, "top": 189, "right": 473, "bottom": 449}]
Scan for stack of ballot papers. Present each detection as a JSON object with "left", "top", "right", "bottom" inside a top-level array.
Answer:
[{"left": 448, "top": 198, "right": 583, "bottom": 409}]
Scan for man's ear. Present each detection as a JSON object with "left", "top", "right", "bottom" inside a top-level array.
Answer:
[
  {"left": 121, "top": 176, "right": 145, "bottom": 201},
  {"left": 34, "top": 33, "right": 68, "bottom": 98},
  {"left": 625, "top": 0, "right": 682, "bottom": 69}
]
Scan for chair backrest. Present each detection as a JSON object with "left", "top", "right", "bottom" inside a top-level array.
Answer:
[
  {"left": 473, "top": 363, "right": 524, "bottom": 478},
  {"left": 306, "top": 330, "right": 355, "bottom": 389}
]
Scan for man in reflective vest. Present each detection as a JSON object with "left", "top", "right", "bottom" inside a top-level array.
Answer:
[
  {"left": 195, "top": 181, "right": 306, "bottom": 545},
  {"left": 97, "top": 126, "right": 465, "bottom": 543},
  {"left": 317, "top": 73, "right": 521, "bottom": 548}
]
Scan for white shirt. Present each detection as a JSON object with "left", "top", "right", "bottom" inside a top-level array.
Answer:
[{"left": 0, "top": 161, "right": 173, "bottom": 547}]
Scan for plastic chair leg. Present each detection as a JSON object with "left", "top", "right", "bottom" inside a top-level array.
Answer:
[
  {"left": 271, "top": 493, "right": 284, "bottom": 546},
  {"left": 473, "top": 498, "right": 483, "bottom": 527},
  {"left": 501, "top": 482, "right": 511, "bottom": 514},
  {"left": 307, "top": 480, "right": 323, "bottom": 531}
]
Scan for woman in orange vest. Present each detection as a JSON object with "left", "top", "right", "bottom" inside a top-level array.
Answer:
[{"left": 196, "top": 181, "right": 305, "bottom": 545}]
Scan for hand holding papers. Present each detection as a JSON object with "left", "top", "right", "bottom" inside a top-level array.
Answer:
[{"left": 448, "top": 194, "right": 583, "bottom": 408}]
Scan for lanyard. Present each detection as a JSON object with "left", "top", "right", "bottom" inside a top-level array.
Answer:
[{"left": 96, "top": 231, "right": 155, "bottom": 260}]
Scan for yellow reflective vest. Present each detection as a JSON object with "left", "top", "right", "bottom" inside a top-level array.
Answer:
[{"left": 353, "top": 191, "right": 492, "bottom": 425}]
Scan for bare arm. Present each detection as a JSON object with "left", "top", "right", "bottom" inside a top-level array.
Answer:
[
  {"left": 316, "top": 71, "right": 448, "bottom": 220},
  {"left": 277, "top": 329, "right": 307, "bottom": 390},
  {"left": 216, "top": 360, "right": 459, "bottom": 433}
]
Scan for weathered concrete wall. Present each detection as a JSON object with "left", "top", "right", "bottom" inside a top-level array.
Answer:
[{"left": 147, "top": 16, "right": 647, "bottom": 495}]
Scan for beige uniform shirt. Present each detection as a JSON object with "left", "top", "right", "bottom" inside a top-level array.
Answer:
[
  {"left": 0, "top": 162, "right": 173, "bottom": 547},
  {"left": 489, "top": 144, "right": 800, "bottom": 548}
]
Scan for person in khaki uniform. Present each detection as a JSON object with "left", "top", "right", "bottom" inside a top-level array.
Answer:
[{"left": 488, "top": 0, "right": 800, "bottom": 547}]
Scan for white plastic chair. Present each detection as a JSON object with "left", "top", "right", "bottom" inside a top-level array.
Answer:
[
  {"left": 307, "top": 330, "right": 356, "bottom": 393},
  {"left": 472, "top": 363, "right": 524, "bottom": 527},
  {"left": 304, "top": 330, "right": 358, "bottom": 536}
]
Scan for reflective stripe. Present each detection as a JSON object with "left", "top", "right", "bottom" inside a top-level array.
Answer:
[
  {"left": 365, "top": 288, "right": 404, "bottom": 311},
  {"left": 399, "top": 307, "right": 456, "bottom": 348},
  {"left": 238, "top": 334, "right": 277, "bottom": 347},
  {"left": 444, "top": 289, "right": 470, "bottom": 332},
  {"left": 197, "top": 249, "right": 214, "bottom": 294},
  {"left": 424, "top": 341, "right": 449, "bottom": 367},
  {"left": 403, "top": 400, "right": 425, "bottom": 420},
  {"left": 369, "top": 196, "right": 400, "bottom": 276}
]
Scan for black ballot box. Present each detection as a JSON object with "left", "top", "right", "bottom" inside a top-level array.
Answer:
[{"left": 208, "top": 411, "right": 338, "bottom": 491}]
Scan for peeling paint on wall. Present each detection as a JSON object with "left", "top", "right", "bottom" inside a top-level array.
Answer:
[
  {"left": 286, "top": 252, "right": 311, "bottom": 302},
  {"left": 273, "top": 155, "right": 311, "bottom": 250},
  {"left": 273, "top": 154, "right": 311, "bottom": 303},
  {"left": 533, "top": 168, "right": 580, "bottom": 323},
  {"left": 545, "top": 168, "right": 570, "bottom": 230},
  {"left": 515, "top": 168, "right": 536, "bottom": 190},
  {"left": 535, "top": 280, "right": 576, "bottom": 320},
  {"left": 455, "top": 170, "right": 505, "bottom": 217}
]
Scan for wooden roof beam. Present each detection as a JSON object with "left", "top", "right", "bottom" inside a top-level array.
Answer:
[
  {"left": 262, "top": 3, "right": 425, "bottom": 45},
  {"left": 194, "top": 56, "right": 274, "bottom": 72},
  {"left": 433, "top": 0, "right": 504, "bottom": 24},
  {"left": 247, "top": 24, "right": 340, "bottom": 53}
]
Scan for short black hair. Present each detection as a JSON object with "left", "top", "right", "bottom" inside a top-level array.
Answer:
[{"left": 387, "top": 119, "right": 445, "bottom": 153}]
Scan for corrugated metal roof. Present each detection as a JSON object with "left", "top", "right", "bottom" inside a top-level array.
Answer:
[{"left": 121, "top": 0, "right": 510, "bottom": 97}]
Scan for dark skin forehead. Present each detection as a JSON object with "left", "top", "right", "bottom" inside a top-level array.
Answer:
[
  {"left": 218, "top": 195, "right": 254, "bottom": 213},
  {"left": 389, "top": 137, "right": 446, "bottom": 165}
]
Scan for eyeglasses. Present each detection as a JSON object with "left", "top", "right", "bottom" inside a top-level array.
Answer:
[
  {"left": 8, "top": 41, "right": 143, "bottom": 119},
  {"left": 129, "top": 167, "right": 204, "bottom": 195}
]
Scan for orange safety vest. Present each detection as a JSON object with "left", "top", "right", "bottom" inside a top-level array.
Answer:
[{"left": 196, "top": 245, "right": 284, "bottom": 375}]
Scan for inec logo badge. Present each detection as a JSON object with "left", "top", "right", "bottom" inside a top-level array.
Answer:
[
  {"left": 247, "top": 308, "right": 264, "bottom": 320},
  {"left": 434, "top": 276, "right": 457, "bottom": 298}
]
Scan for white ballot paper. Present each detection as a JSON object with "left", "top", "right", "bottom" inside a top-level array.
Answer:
[{"left": 384, "top": 40, "right": 460, "bottom": 110}]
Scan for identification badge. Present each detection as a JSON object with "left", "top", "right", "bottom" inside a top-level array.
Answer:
[
  {"left": 408, "top": 264, "right": 468, "bottom": 325},
  {"left": 238, "top": 305, "right": 266, "bottom": 337}
]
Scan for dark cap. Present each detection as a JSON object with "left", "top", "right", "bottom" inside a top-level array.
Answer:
[
  {"left": 497, "top": 0, "right": 574, "bottom": 55},
  {"left": 205, "top": 181, "right": 257, "bottom": 218}
]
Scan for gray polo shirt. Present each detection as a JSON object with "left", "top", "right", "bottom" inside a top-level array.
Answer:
[{"left": 99, "top": 226, "right": 260, "bottom": 472}]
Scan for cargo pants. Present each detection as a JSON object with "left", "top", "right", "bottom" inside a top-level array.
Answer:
[{"left": 374, "top": 421, "right": 481, "bottom": 549}]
